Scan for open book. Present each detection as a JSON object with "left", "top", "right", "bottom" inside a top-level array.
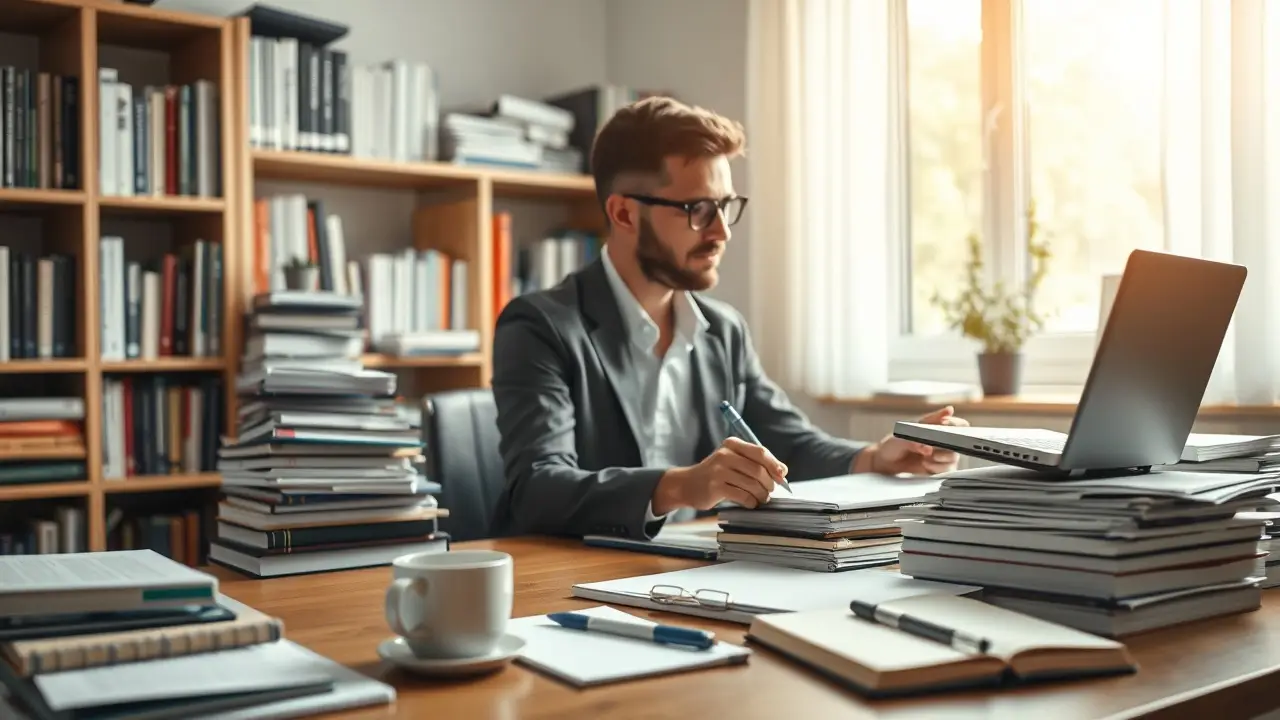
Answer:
[{"left": 746, "top": 594, "right": 1135, "bottom": 696}]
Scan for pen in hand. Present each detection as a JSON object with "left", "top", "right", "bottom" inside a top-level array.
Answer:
[
  {"left": 849, "top": 599, "right": 992, "bottom": 654},
  {"left": 719, "top": 400, "right": 793, "bottom": 494}
]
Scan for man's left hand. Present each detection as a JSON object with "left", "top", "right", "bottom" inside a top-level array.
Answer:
[{"left": 858, "top": 406, "right": 969, "bottom": 476}]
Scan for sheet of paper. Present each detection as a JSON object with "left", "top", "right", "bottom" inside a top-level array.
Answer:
[
  {"left": 0, "top": 550, "right": 214, "bottom": 594},
  {"left": 33, "top": 639, "right": 334, "bottom": 711},
  {"left": 509, "top": 605, "right": 750, "bottom": 686},
  {"left": 649, "top": 523, "right": 720, "bottom": 550},
  {"left": 766, "top": 474, "right": 942, "bottom": 509},
  {"left": 574, "top": 561, "right": 979, "bottom": 615}
]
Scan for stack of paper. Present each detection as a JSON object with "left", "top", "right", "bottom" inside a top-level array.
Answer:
[
  {"left": 212, "top": 292, "right": 449, "bottom": 578},
  {"left": 897, "top": 465, "right": 1279, "bottom": 637},
  {"left": 713, "top": 474, "right": 939, "bottom": 571},
  {"left": 0, "top": 551, "right": 394, "bottom": 718},
  {"left": 1159, "top": 433, "right": 1280, "bottom": 471}
]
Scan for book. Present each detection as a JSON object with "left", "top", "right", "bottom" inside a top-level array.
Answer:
[
  {"left": 3, "top": 594, "right": 282, "bottom": 676},
  {"left": 0, "top": 550, "right": 216, "bottom": 617},
  {"left": 746, "top": 594, "right": 1136, "bottom": 697},
  {"left": 583, "top": 523, "right": 720, "bottom": 559}
]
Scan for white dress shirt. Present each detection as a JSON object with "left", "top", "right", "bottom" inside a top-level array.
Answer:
[{"left": 600, "top": 249, "right": 708, "bottom": 523}]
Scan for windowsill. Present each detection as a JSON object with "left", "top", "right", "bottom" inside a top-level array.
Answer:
[{"left": 816, "top": 393, "right": 1280, "bottom": 419}]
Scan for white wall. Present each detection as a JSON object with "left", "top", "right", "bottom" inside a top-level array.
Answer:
[
  {"left": 155, "top": 0, "right": 607, "bottom": 109},
  {"left": 604, "top": 0, "right": 752, "bottom": 314}
]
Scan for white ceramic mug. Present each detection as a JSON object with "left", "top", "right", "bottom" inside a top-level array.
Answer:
[{"left": 384, "top": 549, "right": 514, "bottom": 659}]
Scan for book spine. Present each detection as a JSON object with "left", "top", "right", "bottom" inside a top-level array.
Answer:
[{"left": 13, "top": 617, "right": 284, "bottom": 675}]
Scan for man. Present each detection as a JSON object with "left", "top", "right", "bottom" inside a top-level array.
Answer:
[{"left": 490, "top": 96, "right": 966, "bottom": 540}]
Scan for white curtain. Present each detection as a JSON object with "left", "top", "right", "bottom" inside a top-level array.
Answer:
[
  {"left": 746, "top": 0, "right": 900, "bottom": 398},
  {"left": 748, "top": 0, "right": 1279, "bottom": 406},
  {"left": 1165, "top": 0, "right": 1280, "bottom": 406}
]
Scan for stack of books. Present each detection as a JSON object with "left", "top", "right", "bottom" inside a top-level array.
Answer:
[
  {"left": 897, "top": 465, "right": 1280, "bottom": 637},
  {"left": 713, "top": 475, "right": 940, "bottom": 572},
  {"left": 210, "top": 291, "right": 449, "bottom": 578},
  {"left": 0, "top": 550, "right": 393, "bottom": 717}
]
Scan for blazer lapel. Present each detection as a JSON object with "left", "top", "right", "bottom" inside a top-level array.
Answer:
[
  {"left": 691, "top": 329, "right": 732, "bottom": 460},
  {"left": 579, "top": 260, "right": 646, "bottom": 457}
]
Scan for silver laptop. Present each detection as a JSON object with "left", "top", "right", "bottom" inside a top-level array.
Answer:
[{"left": 894, "top": 249, "right": 1247, "bottom": 477}]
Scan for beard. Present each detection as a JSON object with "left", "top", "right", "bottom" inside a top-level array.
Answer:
[{"left": 635, "top": 217, "right": 720, "bottom": 291}]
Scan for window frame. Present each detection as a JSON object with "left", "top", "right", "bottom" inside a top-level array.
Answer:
[{"left": 889, "top": 0, "right": 1155, "bottom": 389}]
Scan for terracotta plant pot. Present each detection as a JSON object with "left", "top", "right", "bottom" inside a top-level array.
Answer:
[
  {"left": 977, "top": 351, "right": 1024, "bottom": 396},
  {"left": 284, "top": 265, "right": 319, "bottom": 291}
]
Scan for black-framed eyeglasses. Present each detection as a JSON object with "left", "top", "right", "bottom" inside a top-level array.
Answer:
[{"left": 623, "top": 194, "right": 749, "bottom": 231}]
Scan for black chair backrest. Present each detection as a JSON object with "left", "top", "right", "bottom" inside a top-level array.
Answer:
[{"left": 421, "top": 388, "right": 505, "bottom": 542}]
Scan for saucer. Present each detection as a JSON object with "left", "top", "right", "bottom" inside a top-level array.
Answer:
[{"left": 377, "top": 634, "right": 526, "bottom": 678}]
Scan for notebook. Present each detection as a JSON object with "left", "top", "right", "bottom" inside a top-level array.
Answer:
[
  {"left": 3, "top": 594, "right": 282, "bottom": 676},
  {"left": 746, "top": 594, "right": 1136, "bottom": 697},
  {"left": 509, "top": 605, "right": 750, "bottom": 686},
  {"left": 571, "top": 561, "right": 980, "bottom": 624},
  {"left": 1, "top": 637, "right": 395, "bottom": 720},
  {"left": 583, "top": 523, "right": 720, "bottom": 559}
]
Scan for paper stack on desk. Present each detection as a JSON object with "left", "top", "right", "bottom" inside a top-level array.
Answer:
[
  {"left": 896, "top": 465, "right": 1280, "bottom": 637},
  {"left": 1159, "top": 433, "right": 1280, "bottom": 472},
  {"left": 713, "top": 474, "right": 940, "bottom": 571},
  {"left": 0, "top": 551, "right": 395, "bottom": 718},
  {"left": 212, "top": 291, "right": 449, "bottom": 578}
]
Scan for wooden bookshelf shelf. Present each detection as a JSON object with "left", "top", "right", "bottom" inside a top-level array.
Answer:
[
  {"left": 252, "top": 149, "right": 596, "bottom": 199},
  {"left": 102, "top": 473, "right": 222, "bottom": 494},
  {"left": 94, "top": 1, "right": 223, "bottom": 50},
  {"left": 0, "top": 188, "right": 88, "bottom": 210},
  {"left": 252, "top": 149, "right": 480, "bottom": 190},
  {"left": 0, "top": 0, "right": 80, "bottom": 34},
  {"left": 360, "top": 352, "right": 485, "bottom": 369},
  {"left": 0, "top": 481, "right": 92, "bottom": 502},
  {"left": 97, "top": 194, "right": 226, "bottom": 216},
  {"left": 489, "top": 168, "right": 596, "bottom": 199},
  {"left": 0, "top": 358, "right": 88, "bottom": 373},
  {"left": 99, "top": 357, "right": 227, "bottom": 372}
]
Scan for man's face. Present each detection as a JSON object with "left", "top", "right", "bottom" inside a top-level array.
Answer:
[{"left": 633, "top": 155, "right": 737, "bottom": 291}]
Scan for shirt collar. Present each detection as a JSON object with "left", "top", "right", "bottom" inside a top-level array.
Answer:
[{"left": 601, "top": 246, "right": 709, "bottom": 355}]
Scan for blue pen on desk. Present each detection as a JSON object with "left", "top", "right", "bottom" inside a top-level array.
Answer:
[
  {"left": 547, "top": 612, "right": 716, "bottom": 650},
  {"left": 719, "top": 400, "right": 793, "bottom": 494}
]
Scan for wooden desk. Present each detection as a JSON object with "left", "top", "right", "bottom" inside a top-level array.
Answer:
[{"left": 213, "top": 537, "right": 1280, "bottom": 720}]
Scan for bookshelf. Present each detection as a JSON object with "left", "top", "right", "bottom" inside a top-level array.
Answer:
[
  {"left": 0, "top": 0, "right": 608, "bottom": 557},
  {"left": 0, "top": 0, "right": 237, "bottom": 552},
  {"left": 227, "top": 17, "right": 605, "bottom": 399}
]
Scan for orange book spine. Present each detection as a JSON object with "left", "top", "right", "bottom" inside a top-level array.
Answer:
[{"left": 492, "top": 212, "right": 512, "bottom": 322}]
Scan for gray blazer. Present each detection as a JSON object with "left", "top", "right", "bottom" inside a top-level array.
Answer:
[{"left": 489, "top": 258, "right": 870, "bottom": 540}]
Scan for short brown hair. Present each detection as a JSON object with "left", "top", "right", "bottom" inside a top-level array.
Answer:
[{"left": 590, "top": 96, "right": 746, "bottom": 212}]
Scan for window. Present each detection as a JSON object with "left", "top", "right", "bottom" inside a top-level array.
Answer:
[
  {"left": 905, "top": 0, "right": 982, "bottom": 336},
  {"left": 1022, "top": 0, "right": 1166, "bottom": 332},
  {"left": 899, "top": 0, "right": 1170, "bottom": 383}
]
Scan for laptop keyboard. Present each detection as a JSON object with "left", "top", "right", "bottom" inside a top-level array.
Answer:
[{"left": 984, "top": 436, "right": 1066, "bottom": 452}]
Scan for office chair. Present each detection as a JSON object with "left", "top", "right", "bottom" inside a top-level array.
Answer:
[{"left": 421, "top": 388, "right": 506, "bottom": 542}]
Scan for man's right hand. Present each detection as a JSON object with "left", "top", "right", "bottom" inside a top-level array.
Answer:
[{"left": 652, "top": 438, "right": 788, "bottom": 514}]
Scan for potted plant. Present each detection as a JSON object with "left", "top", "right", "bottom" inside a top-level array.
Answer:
[
  {"left": 930, "top": 202, "right": 1052, "bottom": 396},
  {"left": 284, "top": 257, "right": 319, "bottom": 291}
]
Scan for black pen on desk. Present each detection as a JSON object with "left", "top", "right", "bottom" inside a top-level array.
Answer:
[
  {"left": 849, "top": 598, "right": 991, "bottom": 654},
  {"left": 719, "top": 400, "right": 792, "bottom": 494}
]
